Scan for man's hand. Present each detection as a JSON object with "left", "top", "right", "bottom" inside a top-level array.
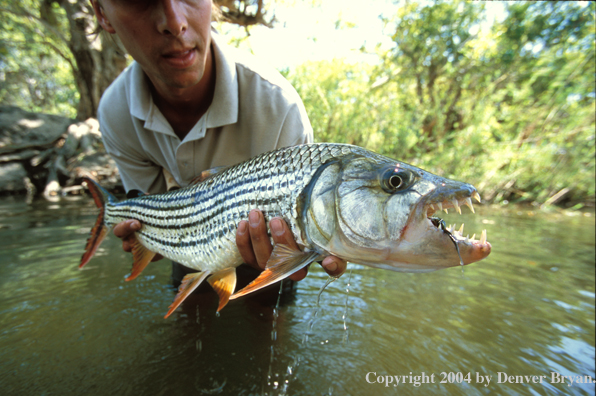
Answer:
[
  {"left": 236, "top": 209, "right": 347, "bottom": 281},
  {"left": 113, "top": 219, "right": 163, "bottom": 262}
]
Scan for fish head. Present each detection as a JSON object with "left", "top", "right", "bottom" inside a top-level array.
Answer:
[{"left": 302, "top": 152, "right": 491, "bottom": 272}]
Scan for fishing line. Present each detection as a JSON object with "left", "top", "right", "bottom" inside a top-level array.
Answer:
[
  {"left": 445, "top": 230, "right": 465, "bottom": 268},
  {"left": 431, "top": 217, "right": 465, "bottom": 269}
]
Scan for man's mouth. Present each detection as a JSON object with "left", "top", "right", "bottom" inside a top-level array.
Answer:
[{"left": 162, "top": 47, "right": 197, "bottom": 68}]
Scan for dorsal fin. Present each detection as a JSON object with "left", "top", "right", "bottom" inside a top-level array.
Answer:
[{"left": 189, "top": 166, "right": 228, "bottom": 185}]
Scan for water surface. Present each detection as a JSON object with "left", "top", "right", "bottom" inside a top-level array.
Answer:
[{"left": 0, "top": 197, "right": 594, "bottom": 395}]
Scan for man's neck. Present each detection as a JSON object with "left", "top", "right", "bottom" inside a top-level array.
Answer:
[{"left": 150, "top": 44, "right": 216, "bottom": 140}]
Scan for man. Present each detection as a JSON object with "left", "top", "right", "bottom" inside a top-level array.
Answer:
[{"left": 90, "top": 0, "right": 346, "bottom": 291}]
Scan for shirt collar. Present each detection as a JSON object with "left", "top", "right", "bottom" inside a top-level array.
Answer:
[
  {"left": 127, "top": 31, "right": 239, "bottom": 137},
  {"left": 206, "top": 32, "right": 239, "bottom": 128}
]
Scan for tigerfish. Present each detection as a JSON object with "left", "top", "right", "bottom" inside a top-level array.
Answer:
[{"left": 79, "top": 143, "right": 491, "bottom": 318}]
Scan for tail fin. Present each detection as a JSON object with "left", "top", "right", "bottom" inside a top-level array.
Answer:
[{"left": 79, "top": 177, "right": 117, "bottom": 268}]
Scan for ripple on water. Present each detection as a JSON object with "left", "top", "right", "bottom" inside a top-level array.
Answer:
[{"left": 0, "top": 199, "right": 594, "bottom": 396}]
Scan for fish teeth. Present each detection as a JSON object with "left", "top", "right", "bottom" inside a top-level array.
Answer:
[
  {"left": 472, "top": 191, "right": 482, "bottom": 203},
  {"left": 443, "top": 208, "right": 449, "bottom": 214},
  {"left": 464, "top": 197, "right": 475, "bottom": 213},
  {"left": 471, "top": 234, "right": 476, "bottom": 241},
  {"left": 452, "top": 199, "right": 462, "bottom": 214},
  {"left": 480, "top": 229, "right": 487, "bottom": 244},
  {"left": 436, "top": 202, "right": 443, "bottom": 211},
  {"left": 458, "top": 224, "right": 464, "bottom": 234}
]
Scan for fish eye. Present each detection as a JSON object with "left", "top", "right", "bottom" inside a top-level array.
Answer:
[
  {"left": 388, "top": 175, "right": 403, "bottom": 189},
  {"left": 381, "top": 169, "right": 412, "bottom": 193}
]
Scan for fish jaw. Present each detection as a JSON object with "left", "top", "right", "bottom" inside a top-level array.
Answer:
[
  {"left": 393, "top": 179, "right": 492, "bottom": 270},
  {"left": 301, "top": 152, "right": 490, "bottom": 273}
]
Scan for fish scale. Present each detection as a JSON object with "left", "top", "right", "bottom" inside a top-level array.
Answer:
[
  {"left": 101, "top": 144, "right": 351, "bottom": 272},
  {"left": 79, "top": 143, "right": 491, "bottom": 317}
]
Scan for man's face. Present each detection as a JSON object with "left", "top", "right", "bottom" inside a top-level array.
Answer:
[{"left": 94, "top": 0, "right": 213, "bottom": 93}]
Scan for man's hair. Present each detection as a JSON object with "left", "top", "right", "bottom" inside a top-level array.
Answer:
[{"left": 211, "top": 2, "right": 222, "bottom": 23}]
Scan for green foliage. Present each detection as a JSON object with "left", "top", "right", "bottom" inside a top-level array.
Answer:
[
  {"left": 1, "top": 0, "right": 593, "bottom": 206},
  {"left": 287, "top": 1, "right": 595, "bottom": 207},
  {"left": 0, "top": 1, "right": 78, "bottom": 118}
]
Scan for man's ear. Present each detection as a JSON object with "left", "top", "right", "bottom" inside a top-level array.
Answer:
[{"left": 90, "top": 0, "right": 116, "bottom": 34}]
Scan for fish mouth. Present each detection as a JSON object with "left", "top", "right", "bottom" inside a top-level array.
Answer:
[
  {"left": 426, "top": 191, "right": 488, "bottom": 242},
  {"left": 410, "top": 184, "right": 491, "bottom": 265}
]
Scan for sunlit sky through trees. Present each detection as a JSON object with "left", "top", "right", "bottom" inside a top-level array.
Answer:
[{"left": 216, "top": 0, "right": 515, "bottom": 70}]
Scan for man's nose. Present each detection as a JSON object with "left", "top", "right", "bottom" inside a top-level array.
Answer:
[{"left": 156, "top": 0, "right": 187, "bottom": 37}]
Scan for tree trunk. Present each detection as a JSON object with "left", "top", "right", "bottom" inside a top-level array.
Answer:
[{"left": 59, "top": 0, "right": 128, "bottom": 120}]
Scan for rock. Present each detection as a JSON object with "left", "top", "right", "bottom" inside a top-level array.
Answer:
[
  {"left": 0, "top": 149, "right": 40, "bottom": 163},
  {"left": 0, "top": 106, "right": 73, "bottom": 154},
  {"left": 0, "top": 107, "right": 122, "bottom": 199},
  {"left": 0, "top": 162, "right": 28, "bottom": 192},
  {"left": 71, "top": 151, "right": 122, "bottom": 191}
]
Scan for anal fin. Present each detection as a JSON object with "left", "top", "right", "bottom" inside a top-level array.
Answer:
[
  {"left": 230, "top": 244, "right": 321, "bottom": 300},
  {"left": 207, "top": 268, "right": 237, "bottom": 312},
  {"left": 125, "top": 239, "right": 156, "bottom": 281},
  {"left": 164, "top": 271, "right": 211, "bottom": 318}
]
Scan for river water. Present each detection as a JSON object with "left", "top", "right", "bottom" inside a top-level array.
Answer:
[{"left": 0, "top": 196, "right": 594, "bottom": 396}]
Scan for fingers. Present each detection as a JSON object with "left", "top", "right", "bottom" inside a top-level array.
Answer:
[
  {"left": 269, "top": 217, "right": 299, "bottom": 249},
  {"left": 113, "top": 219, "right": 141, "bottom": 253},
  {"left": 321, "top": 256, "right": 347, "bottom": 277},
  {"left": 236, "top": 219, "right": 255, "bottom": 268},
  {"left": 113, "top": 219, "right": 141, "bottom": 238},
  {"left": 236, "top": 209, "right": 272, "bottom": 270},
  {"left": 235, "top": 210, "right": 347, "bottom": 282},
  {"left": 270, "top": 217, "right": 308, "bottom": 281}
]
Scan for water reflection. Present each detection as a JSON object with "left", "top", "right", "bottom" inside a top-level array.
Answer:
[{"left": 0, "top": 197, "right": 594, "bottom": 395}]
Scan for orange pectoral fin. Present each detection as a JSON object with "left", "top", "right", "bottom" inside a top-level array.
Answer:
[
  {"left": 230, "top": 244, "right": 321, "bottom": 300},
  {"left": 164, "top": 271, "right": 211, "bottom": 319},
  {"left": 207, "top": 268, "right": 237, "bottom": 312},
  {"left": 125, "top": 239, "right": 156, "bottom": 281}
]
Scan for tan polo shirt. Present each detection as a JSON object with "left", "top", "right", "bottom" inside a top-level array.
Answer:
[{"left": 97, "top": 33, "right": 313, "bottom": 194}]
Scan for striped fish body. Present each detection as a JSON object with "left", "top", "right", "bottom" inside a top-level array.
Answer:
[
  {"left": 101, "top": 144, "right": 359, "bottom": 272},
  {"left": 80, "top": 143, "right": 491, "bottom": 317}
]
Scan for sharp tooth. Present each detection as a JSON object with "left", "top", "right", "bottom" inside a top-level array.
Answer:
[
  {"left": 443, "top": 208, "right": 449, "bottom": 214},
  {"left": 453, "top": 199, "right": 462, "bottom": 214},
  {"left": 471, "top": 234, "right": 476, "bottom": 241},
  {"left": 480, "top": 229, "right": 487, "bottom": 244},
  {"left": 429, "top": 203, "right": 435, "bottom": 211},
  {"left": 466, "top": 234, "right": 470, "bottom": 240},
  {"left": 464, "top": 197, "right": 475, "bottom": 213},
  {"left": 436, "top": 202, "right": 443, "bottom": 211},
  {"left": 458, "top": 224, "right": 464, "bottom": 234},
  {"left": 472, "top": 191, "right": 482, "bottom": 203}
]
